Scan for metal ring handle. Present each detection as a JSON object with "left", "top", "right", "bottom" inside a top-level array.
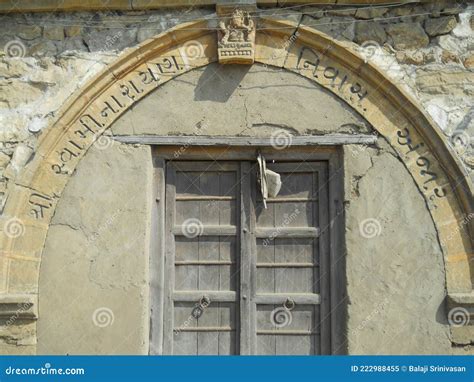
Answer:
[
  {"left": 200, "top": 295, "right": 211, "bottom": 307},
  {"left": 283, "top": 298, "right": 295, "bottom": 311}
]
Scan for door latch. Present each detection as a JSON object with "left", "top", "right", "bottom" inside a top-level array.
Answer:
[{"left": 191, "top": 295, "right": 211, "bottom": 319}]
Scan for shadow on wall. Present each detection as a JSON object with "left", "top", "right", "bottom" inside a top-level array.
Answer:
[{"left": 194, "top": 64, "right": 251, "bottom": 103}]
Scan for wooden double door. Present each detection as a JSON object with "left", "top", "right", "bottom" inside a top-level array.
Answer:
[{"left": 161, "top": 159, "right": 331, "bottom": 355}]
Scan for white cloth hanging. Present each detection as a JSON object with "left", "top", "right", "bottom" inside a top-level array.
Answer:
[{"left": 257, "top": 152, "right": 282, "bottom": 208}]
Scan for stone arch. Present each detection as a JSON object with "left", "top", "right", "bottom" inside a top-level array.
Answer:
[{"left": 1, "top": 18, "right": 472, "bottom": 351}]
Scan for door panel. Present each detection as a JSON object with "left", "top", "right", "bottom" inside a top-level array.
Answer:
[
  {"left": 173, "top": 302, "right": 237, "bottom": 355},
  {"left": 164, "top": 162, "right": 240, "bottom": 355},
  {"left": 163, "top": 160, "right": 328, "bottom": 355},
  {"left": 253, "top": 162, "right": 326, "bottom": 355},
  {"left": 174, "top": 236, "right": 237, "bottom": 291},
  {"left": 256, "top": 304, "right": 320, "bottom": 355}
]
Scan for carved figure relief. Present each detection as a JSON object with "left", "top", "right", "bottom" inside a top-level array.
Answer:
[{"left": 217, "top": 8, "right": 256, "bottom": 64}]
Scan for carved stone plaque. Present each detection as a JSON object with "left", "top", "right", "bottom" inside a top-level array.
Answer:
[{"left": 217, "top": 5, "right": 256, "bottom": 64}]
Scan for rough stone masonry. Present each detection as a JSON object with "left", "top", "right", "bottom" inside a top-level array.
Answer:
[{"left": 0, "top": 2, "right": 472, "bottom": 210}]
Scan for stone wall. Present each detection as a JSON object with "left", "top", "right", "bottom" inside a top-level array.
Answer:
[{"left": 0, "top": 2, "right": 473, "bottom": 210}]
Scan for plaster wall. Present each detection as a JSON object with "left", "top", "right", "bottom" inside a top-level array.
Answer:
[{"left": 37, "top": 65, "right": 449, "bottom": 354}]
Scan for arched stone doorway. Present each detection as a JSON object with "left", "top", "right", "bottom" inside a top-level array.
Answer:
[{"left": 1, "top": 18, "right": 472, "bottom": 354}]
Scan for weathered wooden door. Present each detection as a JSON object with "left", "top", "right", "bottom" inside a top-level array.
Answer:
[{"left": 162, "top": 160, "right": 329, "bottom": 355}]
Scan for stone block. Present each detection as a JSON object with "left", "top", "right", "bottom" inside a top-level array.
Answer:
[
  {"left": 301, "top": 15, "right": 355, "bottom": 42},
  {"left": 61, "top": 37, "right": 88, "bottom": 52},
  {"left": 354, "top": 7, "right": 388, "bottom": 20},
  {"left": 425, "top": 16, "right": 457, "bottom": 37},
  {"left": 464, "top": 55, "right": 474, "bottom": 70},
  {"left": 7, "top": 259, "right": 40, "bottom": 294},
  {"left": 354, "top": 21, "right": 387, "bottom": 44},
  {"left": 0, "top": 152, "right": 10, "bottom": 169},
  {"left": 451, "top": 326, "right": 474, "bottom": 345},
  {"left": 83, "top": 27, "right": 137, "bottom": 52},
  {"left": 15, "top": 25, "right": 42, "bottom": 41},
  {"left": 43, "top": 26, "right": 64, "bottom": 41},
  {"left": 385, "top": 22, "right": 430, "bottom": 50},
  {"left": 416, "top": 69, "right": 474, "bottom": 97},
  {"left": 137, "top": 22, "right": 165, "bottom": 43},
  {"left": 64, "top": 25, "right": 82, "bottom": 38},
  {"left": 0, "top": 79, "right": 44, "bottom": 108}
]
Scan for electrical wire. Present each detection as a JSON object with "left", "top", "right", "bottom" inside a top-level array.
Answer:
[
  {"left": 4, "top": 1, "right": 457, "bottom": 26},
  {"left": 8, "top": 8, "right": 462, "bottom": 31}
]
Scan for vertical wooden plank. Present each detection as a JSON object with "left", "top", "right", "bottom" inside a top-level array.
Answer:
[
  {"left": 163, "top": 163, "right": 176, "bottom": 354},
  {"left": 200, "top": 172, "right": 220, "bottom": 225},
  {"left": 256, "top": 305, "right": 275, "bottom": 355},
  {"left": 197, "top": 303, "right": 219, "bottom": 355},
  {"left": 219, "top": 172, "right": 238, "bottom": 226},
  {"left": 240, "top": 162, "right": 252, "bottom": 355},
  {"left": 219, "top": 237, "right": 236, "bottom": 291},
  {"left": 257, "top": 335, "right": 276, "bottom": 355},
  {"left": 149, "top": 158, "right": 165, "bottom": 355},
  {"left": 276, "top": 335, "right": 313, "bottom": 355},
  {"left": 174, "top": 332, "right": 198, "bottom": 355},
  {"left": 199, "top": 237, "right": 220, "bottom": 290},
  {"left": 249, "top": 163, "right": 258, "bottom": 354},
  {"left": 197, "top": 170, "right": 222, "bottom": 294},
  {"left": 175, "top": 265, "right": 199, "bottom": 291},
  {"left": 318, "top": 163, "right": 331, "bottom": 354},
  {"left": 219, "top": 303, "right": 236, "bottom": 355},
  {"left": 175, "top": 171, "right": 200, "bottom": 195},
  {"left": 256, "top": 239, "right": 275, "bottom": 294},
  {"left": 329, "top": 151, "right": 346, "bottom": 355}
]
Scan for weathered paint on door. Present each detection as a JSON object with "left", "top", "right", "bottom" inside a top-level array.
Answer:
[{"left": 162, "top": 160, "right": 329, "bottom": 355}]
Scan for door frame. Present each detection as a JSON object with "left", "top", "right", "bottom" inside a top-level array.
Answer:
[{"left": 149, "top": 146, "right": 346, "bottom": 355}]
